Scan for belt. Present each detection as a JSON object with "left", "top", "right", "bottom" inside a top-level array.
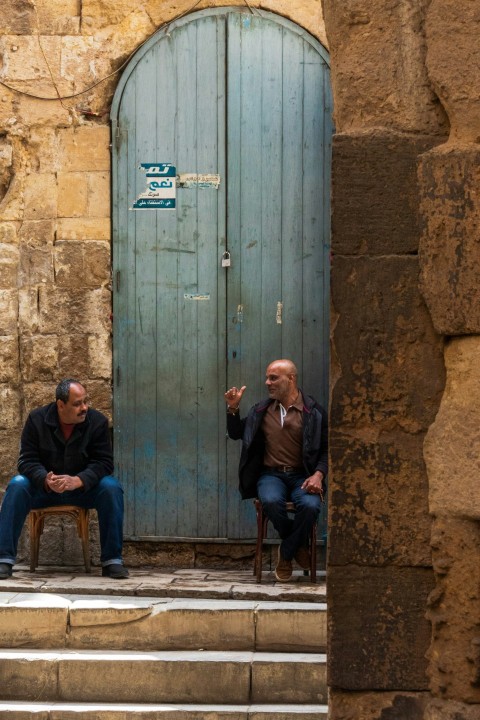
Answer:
[{"left": 265, "top": 465, "right": 303, "bottom": 474}]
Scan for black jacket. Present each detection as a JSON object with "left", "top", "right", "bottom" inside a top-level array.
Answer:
[
  {"left": 227, "top": 392, "right": 328, "bottom": 499},
  {"left": 18, "top": 403, "right": 113, "bottom": 492}
]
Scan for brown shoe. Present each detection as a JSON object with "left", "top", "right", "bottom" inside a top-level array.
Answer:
[
  {"left": 275, "top": 547, "right": 293, "bottom": 582},
  {"left": 294, "top": 545, "right": 311, "bottom": 570}
]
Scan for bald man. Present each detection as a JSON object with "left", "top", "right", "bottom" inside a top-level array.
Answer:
[{"left": 225, "top": 360, "right": 327, "bottom": 582}]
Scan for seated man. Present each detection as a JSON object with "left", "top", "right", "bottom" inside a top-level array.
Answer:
[
  {"left": 225, "top": 359, "right": 327, "bottom": 581},
  {"left": 0, "top": 378, "right": 129, "bottom": 579}
]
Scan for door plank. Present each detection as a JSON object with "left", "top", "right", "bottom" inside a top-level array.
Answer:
[
  {"left": 259, "top": 21, "right": 283, "bottom": 371},
  {"left": 280, "top": 29, "right": 305, "bottom": 369},
  {"left": 154, "top": 36, "right": 180, "bottom": 537},
  {"left": 175, "top": 22, "right": 201, "bottom": 537},
  {"left": 113, "top": 78, "right": 137, "bottom": 536},
  {"left": 133, "top": 48, "right": 159, "bottom": 535},
  {"left": 195, "top": 16, "right": 226, "bottom": 537}
]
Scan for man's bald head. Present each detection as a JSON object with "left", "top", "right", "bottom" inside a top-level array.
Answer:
[
  {"left": 265, "top": 359, "right": 299, "bottom": 405},
  {"left": 268, "top": 359, "right": 298, "bottom": 379}
]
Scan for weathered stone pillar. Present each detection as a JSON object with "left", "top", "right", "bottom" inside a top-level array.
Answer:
[
  {"left": 323, "top": 0, "right": 450, "bottom": 716},
  {"left": 418, "top": 4, "right": 480, "bottom": 716}
]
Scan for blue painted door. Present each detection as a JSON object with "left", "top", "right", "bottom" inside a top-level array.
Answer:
[{"left": 111, "top": 8, "right": 332, "bottom": 540}]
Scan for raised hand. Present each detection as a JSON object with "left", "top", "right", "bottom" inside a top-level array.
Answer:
[{"left": 224, "top": 385, "right": 247, "bottom": 409}]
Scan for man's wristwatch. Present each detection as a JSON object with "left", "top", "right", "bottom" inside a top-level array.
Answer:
[{"left": 227, "top": 406, "right": 239, "bottom": 415}]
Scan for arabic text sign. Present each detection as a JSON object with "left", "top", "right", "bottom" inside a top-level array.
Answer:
[
  {"left": 133, "top": 163, "right": 176, "bottom": 209},
  {"left": 178, "top": 173, "right": 221, "bottom": 189}
]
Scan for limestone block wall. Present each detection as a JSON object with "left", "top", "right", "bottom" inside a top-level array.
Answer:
[{"left": 324, "top": 1, "right": 480, "bottom": 719}]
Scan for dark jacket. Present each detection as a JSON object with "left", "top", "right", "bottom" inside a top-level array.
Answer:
[
  {"left": 227, "top": 392, "right": 328, "bottom": 499},
  {"left": 18, "top": 403, "right": 113, "bottom": 492}
]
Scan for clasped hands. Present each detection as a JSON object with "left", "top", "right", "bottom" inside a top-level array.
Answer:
[{"left": 45, "top": 471, "right": 83, "bottom": 494}]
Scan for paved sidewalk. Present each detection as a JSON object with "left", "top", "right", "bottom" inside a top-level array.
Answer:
[{"left": 0, "top": 566, "right": 326, "bottom": 602}]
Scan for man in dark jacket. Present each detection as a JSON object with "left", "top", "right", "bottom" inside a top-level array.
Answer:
[
  {"left": 0, "top": 378, "right": 128, "bottom": 579},
  {"left": 225, "top": 359, "right": 327, "bottom": 581}
]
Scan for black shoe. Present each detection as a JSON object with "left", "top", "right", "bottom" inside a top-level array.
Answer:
[
  {"left": 0, "top": 563, "right": 13, "bottom": 579},
  {"left": 102, "top": 563, "right": 129, "bottom": 579}
]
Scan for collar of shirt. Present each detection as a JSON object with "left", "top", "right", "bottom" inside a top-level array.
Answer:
[
  {"left": 274, "top": 392, "right": 303, "bottom": 426},
  {"left": 274, "top": 391, "right": 303, "bottom": 412}
]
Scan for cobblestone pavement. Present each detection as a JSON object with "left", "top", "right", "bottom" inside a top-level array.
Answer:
[{"left": 0, "top": 566, "right": 326, "bottom": 602}]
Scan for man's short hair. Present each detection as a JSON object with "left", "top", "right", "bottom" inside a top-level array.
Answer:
[{"left": 55, "top": 378, "right": 83, "bottom": 403}]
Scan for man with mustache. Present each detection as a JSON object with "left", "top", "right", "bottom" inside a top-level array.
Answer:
[
  {"left": 0, "top": 378, "right": 128, "bottom": 579},
  {"left": 225, "top": 359, "right": 328, "bottom": 582}
]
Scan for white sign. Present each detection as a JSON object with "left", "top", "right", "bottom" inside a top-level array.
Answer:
[{"left": 133, "top": 163, "right": 176, "bottom": 209}]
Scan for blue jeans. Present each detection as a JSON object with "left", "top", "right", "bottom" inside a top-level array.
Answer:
[
  {"left": 257, "top": 469, "right": 321, "bottom": 561},
  {"left": 0, "top": 475, "right": 125, "bottom": 566}
]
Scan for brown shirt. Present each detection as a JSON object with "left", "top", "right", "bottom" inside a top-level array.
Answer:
[{"left": 262, "top": 392, "right": 304, "bottom": 468}]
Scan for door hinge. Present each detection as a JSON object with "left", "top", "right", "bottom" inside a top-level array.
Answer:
[
  {"left": 116, "top": 270, "right": 121, "bottom": 292},
  {"left": 116, "top": 366, "right": 121, "bottom": 386}
]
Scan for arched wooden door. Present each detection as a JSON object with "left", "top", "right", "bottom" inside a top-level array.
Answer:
[{"left": 111, "top": 7, "right": 332, "bottom": 540}]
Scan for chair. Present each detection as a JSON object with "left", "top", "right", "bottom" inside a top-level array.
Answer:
[
  {"left": 29, "top": 506, "right": 91, "bottom": 573},
  {"left": 253, "top": 498, "right": 317, "bottom": 583}
]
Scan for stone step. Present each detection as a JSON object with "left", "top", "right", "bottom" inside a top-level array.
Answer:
[
  {"left": 0, "top": 702, "right": 329, "bottom": 719},
  {"left": 0, "top": 567, "right": 326, "bottom": 602},
  {"left": 0, "top": 592, "right": 326, "bottom": 652},
  {"left": 0, "top": 649, "right": 327, "bottom": 705}
]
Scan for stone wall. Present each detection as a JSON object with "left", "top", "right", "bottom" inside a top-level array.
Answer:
[{"left": 324, "top": 1, "right": 480, "bottom": 719}]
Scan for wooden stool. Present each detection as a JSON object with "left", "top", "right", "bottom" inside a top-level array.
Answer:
[
  {"left": 29, "top": 506, "right": 91, "bottom": 573},
  {"left": 253, "top": 499, "right": 317, "bottom": 583}
]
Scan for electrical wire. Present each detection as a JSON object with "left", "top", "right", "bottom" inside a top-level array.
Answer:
[
  {"left": 0, "top": 0, "right": 261, "bottom": 102},
  {"left": 31, "top": 1, "right": 70, "bottom": 110}
]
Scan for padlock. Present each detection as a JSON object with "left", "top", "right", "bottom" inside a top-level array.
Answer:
[{"left": 221, "top": 251, "right": 231, "bottom": 267}]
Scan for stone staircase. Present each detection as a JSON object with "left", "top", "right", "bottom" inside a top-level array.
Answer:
[{"left": 0, "top": 591, "right": 328, "bottom": 718}]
